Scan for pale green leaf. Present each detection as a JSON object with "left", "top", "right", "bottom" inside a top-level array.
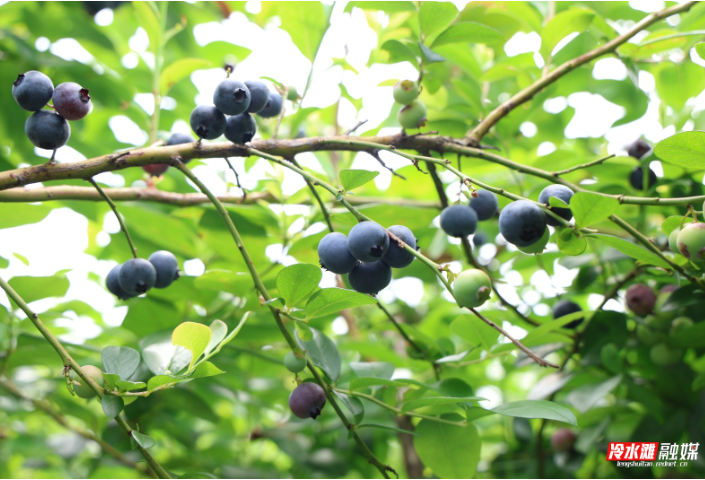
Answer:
[
  {"left": 160, "top": 58, "right": 212, "bottom": 94},
  {"left": 340, "top": 169, "right": 380, "bottom": 191},
  {"left": 276, "top": 264, "right": 321, "bottom": 307},
  {"left": 172, "top": 322, "right": 212, "bottom": 370},
  {"left": 587, "top": 234, "right": 671, "bottom": 269},
  {"left": 492, "top": 400, "right": 577, "bottom": 425},
  {"left": 571, "top": 192, "right": 619, "bottom": 228},
  {"left": 305, "top": 288, "right": 377, "bottom": 320},
  {"left": 655, "top": 131, "right": 705, "bottom": 169},
  {"left": 431, "top": 22, "right": 504, "bottom": 47}
]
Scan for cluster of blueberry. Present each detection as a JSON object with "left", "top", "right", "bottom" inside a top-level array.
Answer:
[
  {"left": 189, "top": 77, "right": 294, "bottom": 145},
  {"left": 393, "top": 80, "right": 427, "bottom": 129},
  {"left": 105, "top": 251, "right": 180, "bottom": 300},
  {"left": 317, "top": 222, "right": 417, "bottom": 295},
  {"left": 12, "top": 71, "right": 91, "bottom": 151},
  {"left": 627, "top": 139, "right": 657, "bottom": 190}
]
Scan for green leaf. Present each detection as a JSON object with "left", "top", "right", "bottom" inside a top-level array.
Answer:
[
  {"left": 541, "top": 8, "right": 595, "bottom": 58},
  {"left": 115, "top": 381, "right": 146, "bottom": 392},
  {"left": 339, "top": 169, "right": 380, "bottom": 191},
  {"left": 172, "top": 322, "right": 212, "bottom": 371},
  {"left": 696, "top": 43, "right": 705, "bottom": 61},
  {"left": 305, "top": 288, "right": 377, "bottom": 320},
  {"left": 662, "top": 215, "right": 694, "bottom": 236},
  {"left": 381, "top": 39, "right": 418, "bottom": 65},
  {"left": 216, "top": 311, "right": 250, "bottom": 350},
  {"left": 102, "top": 373, "right": 120, "bottom": 391},
  {"left": 147, "top": 375, "right": 180, "bottom": 392},
  {"left": 349, "top": 377, "right": 408, "bottom": 391},
  {"left": 419, "top": 43, "right": 445, "bottom": 63},
  {"left": 566, "top": 376, "right": 622, "bottom": 413},
  {"left": 419, "top": 1, "right": 458, "bottom": 38},
  {"left": 548, "top": 196, "right": 570, "bottom": 208},
  {"left": 693, "top": 371, "right": 705, "bottom": 391},
  {"left": 101, "top": 396, "right": 124, "bottom": 418},
  {"left": 356, "top": 423, "right": 419, "bottom": 436},
  {"left": 189, "top": 361, "right": 225, "bottom": 379},
  {"left": 334, "top": 390, "right": 364, "bottom": 424},
  {"left": 8, "top": 275, "right": 69, "bottom": 304},
  {"left": 0, "top": 204, "right": 51, "bottom": 230},
  {"left": 349, "top": 362, "right": 395, "bottom": 380},
  {"left": 557, "top": 228, "right": 587, "bottom": 256},
  {"left": 277, "top": 2, "right": 327, "bottom": 60},
  {"left": 670, "top": 321, "right": 705, "bottom": 347},
  {"left": 523, "top": 311, "right": 588, "bottom": 341},
  {"left": 276, "top": 264, "right": 321, "bottom": 307},
  {"left": 345, "top": 1, "right": 417, "bottom": 14},
  {"left": 570, "top": 192, "right": 619, "bottom": 228},
  {"left": 655, "top": 131, "right": 705, "bottom": 169},
  {"left": 401, "top": 396, "right": 485, "bottom": 413},
  {"left": 431, "top": 22, "right": 503, "bottom": 47},
  {"left": 295, "top": 327, "right": 341, "bottom": 381},
  {"left": 587, "top": 234, "right": 671, "bottom": 269},
  {"left": 101, "top": 346, "right": 141, "bottom": 381},
  {"left": 414, "top": 417, "right": 481, "bottom": 479},
  {"left": 492, "top": 400, "right": 577, "bottom": 426},
  {"left": 449, "top": 316, "right": 498, "bottom": 350},
  {"left": 160, "top": 58, "right": 212, "bottom": 94},
  {"left": 131, "top": 431, "right": 157, "bottom": 450},
  {"left": 205, "top": 320, "right": 228, "bottom": 356},
  {"left": 465, "top": 407, "right": 496, "bottom": 422}
]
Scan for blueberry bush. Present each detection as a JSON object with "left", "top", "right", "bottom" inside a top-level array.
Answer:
[{"left": 1, "top": 1, "right": 705, "bottom": 479}]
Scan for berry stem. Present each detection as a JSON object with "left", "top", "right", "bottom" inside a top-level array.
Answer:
[
  {"left": 0, "top": 275, "right": 171, "bottom": 479},
  {"left": 87, "top": 177, "right": 138, "bottom": 259}
]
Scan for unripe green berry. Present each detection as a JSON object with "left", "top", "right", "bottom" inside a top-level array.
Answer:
[
  {"left": 393, "top": 80, "right": 419, "bottom": 105},
  {"left": 284, "top": 351, "right": 307, "bottom": 373},
  {"left": 398, "top": 100, "right": 427, "bottom": 129},
  {"left": 668, "top": 228, "right": 680, "bottom": 254},
  {"left": 73, "top": 365, "right": 104, "bottom": 399},
  {"left": 453, "top": 269, "right": 492, "bottom": 308},
  {"left": 670, "top": 316, "right": 694, "bottom": 335},
  {"left": 286, "top": 86, "right": 298, "bottom": 102},
  {"left": 677, "top": 222, "right": 705, "bottom": 262},
  {"left": 636, "top": 324, "right": 663, "bottom": 345},
  {"left": 517, "top": 227, "right": 550, "bottom": 254}
]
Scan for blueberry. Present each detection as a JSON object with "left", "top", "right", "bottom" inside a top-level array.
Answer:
[
  {"left": 166, "top": 132, "right": 194, "bottom": 146},
  {"left": 142, "top": 164, "right": 169, "bottom": 176},
  {"left": 347, "top": 222, "right": 390, "bottom": 262},
  {"left": 468, "top": 190, "right": 498, "bottom": 221},
  {"left": 257, "top": 92, "right": 283, "bottom": 118},
  {"left": 453, "top": 269, "right": 492, "bottom": 308},
  {"left": 498, "top": 200, "right": 547, "bottom": 247},
  {"left": 225, "top": 112, "right": 257, "bottom": 144},
  {"left": 73, "top": 365, "right": 104, "bottom": 399},
  {"left": 12, "top": 71, "right": 54, "bottom": 111},
  {"left": 382, "top": 225, "right": 416, "bottom": 268},
  {"left": 52, "top": 82, "right": 91, "bottom": 121},
  {"left": 244, "top": 80, "right": 269, "bottom": 113},
  {"left": 213, "top": 79, "right": 251, "bottom": 115},
  {"left": 284, "top": 352, "right": 307, "bottom": 373},
  {"left": 148, "top": 250, "right": 180, "bottom": 289},
  {"left": 473, "top": 232, "right": 486, "bottom": 247},
  {"left": 106, "top": 265, "right": 136, "bottom": 300},
  {"left": 83, "top": 1, "right": 124, "bottom": 15},
  {"left": 440, "top": 204, "right": 478, "bottom": 238},
  {"left": 318, "top": 232, "right": 358, "bottom": 274},
  {"left": 25, "top": 111, "right": 71, "bottom": 150},
  {"left": 118, "top": 258, "right": 157, "bottom": 295},
  {"left": 347, "top": 261, "right": 392, "bottom": 295},
  {"left": 629, "top": 165, "right": 657, "bottom": 190},
  {"left": 516, "top": 226, "right": 549, "bottom": 254},
  {"left": 538, "top": 185, "right": 573, "bottom": 227},
  {"left": 190, "top": 105, "right": 226, "bottom": 140},
  {"left": 552, "top": 299, "right": 582, "bottom": 329},
  {"left": 398, "top": 99, "right": 427, "bottom": 129},
  {"left": 627, "top": 139, "right": 651, "bottom": 159},
  {"left": 625, "top": 283, "right": 656, "bottom": 316},
  {"left": 551, "top": 429, "right": 577, "bottom": 452},
  {"left": 289, "top": 382, "right": 327, "bottom": 420}
]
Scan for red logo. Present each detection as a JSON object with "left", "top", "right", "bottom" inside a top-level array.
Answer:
[{"left": 607, "top": 443, "right": 658, "bottom": 461}]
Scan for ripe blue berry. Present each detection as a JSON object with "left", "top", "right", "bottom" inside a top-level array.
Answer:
[
  {"left": 225, "top": 112, "right": 257, "bottom": 144},
  {"left": 473, "top": 232, "right": 487, "bottom": 247},
  {"left": 25, "top": 111, "right": 71, "bottom": 150},
  {"left": 213, "top": 79, "right": 251, "bottom": 115},
  {"left": 118, "top": 258, "right": 157, "bottom": 295},
  {"left": 627, "top": 139, "right": 651, "bottom": 159},
  {"left": 289, "top": 382, "right": 326, "bottom": 420},
  {"left": 629, "top": 165, "right": 657, "bottom": 190},
  {"left": 347, "top": 261, "right": 392, "bottom": 295},
  {"left": 440, "top": 204, "right": 478, "bottom": 238},
  {"left": 348, "top": 222, "right": 390, "bottom": 262},
  {"left": 552, "top": 299, "right": 582, "bottom": 329},
  {"left": 257, "top": 92, "right": 283, "bottom": 118},
  {"left": 166, "top": 132, "right": 194, "bottom": 146},
  {"left": 190, "top": 105, "right": 226, "bottom": 140},
  {"left": 12, "top": 71, "right": 54, "bottom": 111},
  {"left": 318, "top": 232, "right": 358, "bottom": 274},
  {"left": 52, "top": 82, "right": 91, "bottom": 121},
  {"left": 498, "top": 200, "right": 547, "bottom": 247},
  {"left": 468, "top": 190, "right": 498, "bottom": 221},
  {"left": 382, "top": 225, "right": 416, "bottom": 268},
  {"left": 148, "top": 250, "right": 180, "bottom": 289},
  {"left": 244, "top": 80, "right": 270, "bottom": 113},
  {"left": 106, "top": 264, "right": 136, "bottom": 300},
  {"left": 538, "top": 185, "right": 574, "bottom": 227}
]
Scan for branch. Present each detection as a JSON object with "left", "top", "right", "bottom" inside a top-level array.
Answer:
[
  {"left": 0, "top": 378, "right": 155, "bottom": 478},
  {"left": 0, "top": 276, "right": 172, "bottom": 479},
  {"left": 88, "top": 178, "right": 138, "bottom": 258},
  {"left": 290, "top": 156, "right": 335, "bottom": 232},
  {"left": 464, "top": 1, "right": 696, "bottom": 145},
  {"left": 552, "top": 154, "right": 615, "bottom": 176}
]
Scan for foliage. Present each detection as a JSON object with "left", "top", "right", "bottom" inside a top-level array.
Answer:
[{"left": 0, "top": 1, "right": 704, "bottom": 479}]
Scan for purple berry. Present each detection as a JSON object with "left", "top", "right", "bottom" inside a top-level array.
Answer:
[
  {"left": 52, "top": 82, "right": 91, "bottom": 121},
  {"left": 289, "top": 382, "right": 326, "bottom": 420}
]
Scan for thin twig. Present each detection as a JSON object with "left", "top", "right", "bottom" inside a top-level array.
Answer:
[
  {"left": 87, "top": 178, "right": 138, "bottom": 258},
  {"left": 345, "top": 119, "right": 368, "bottom": 135},
  {"left": 223, "top": 157, "right": 246, "bottom": 201},
  {"left": 290, "top": 157, "right": 334, "bottom": 232},
  {"left": 369, "top": 150, "right": 406, "bottom": 180},
  {"left": 552, "top": 154, "right": 615, "bottom": 176}
]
